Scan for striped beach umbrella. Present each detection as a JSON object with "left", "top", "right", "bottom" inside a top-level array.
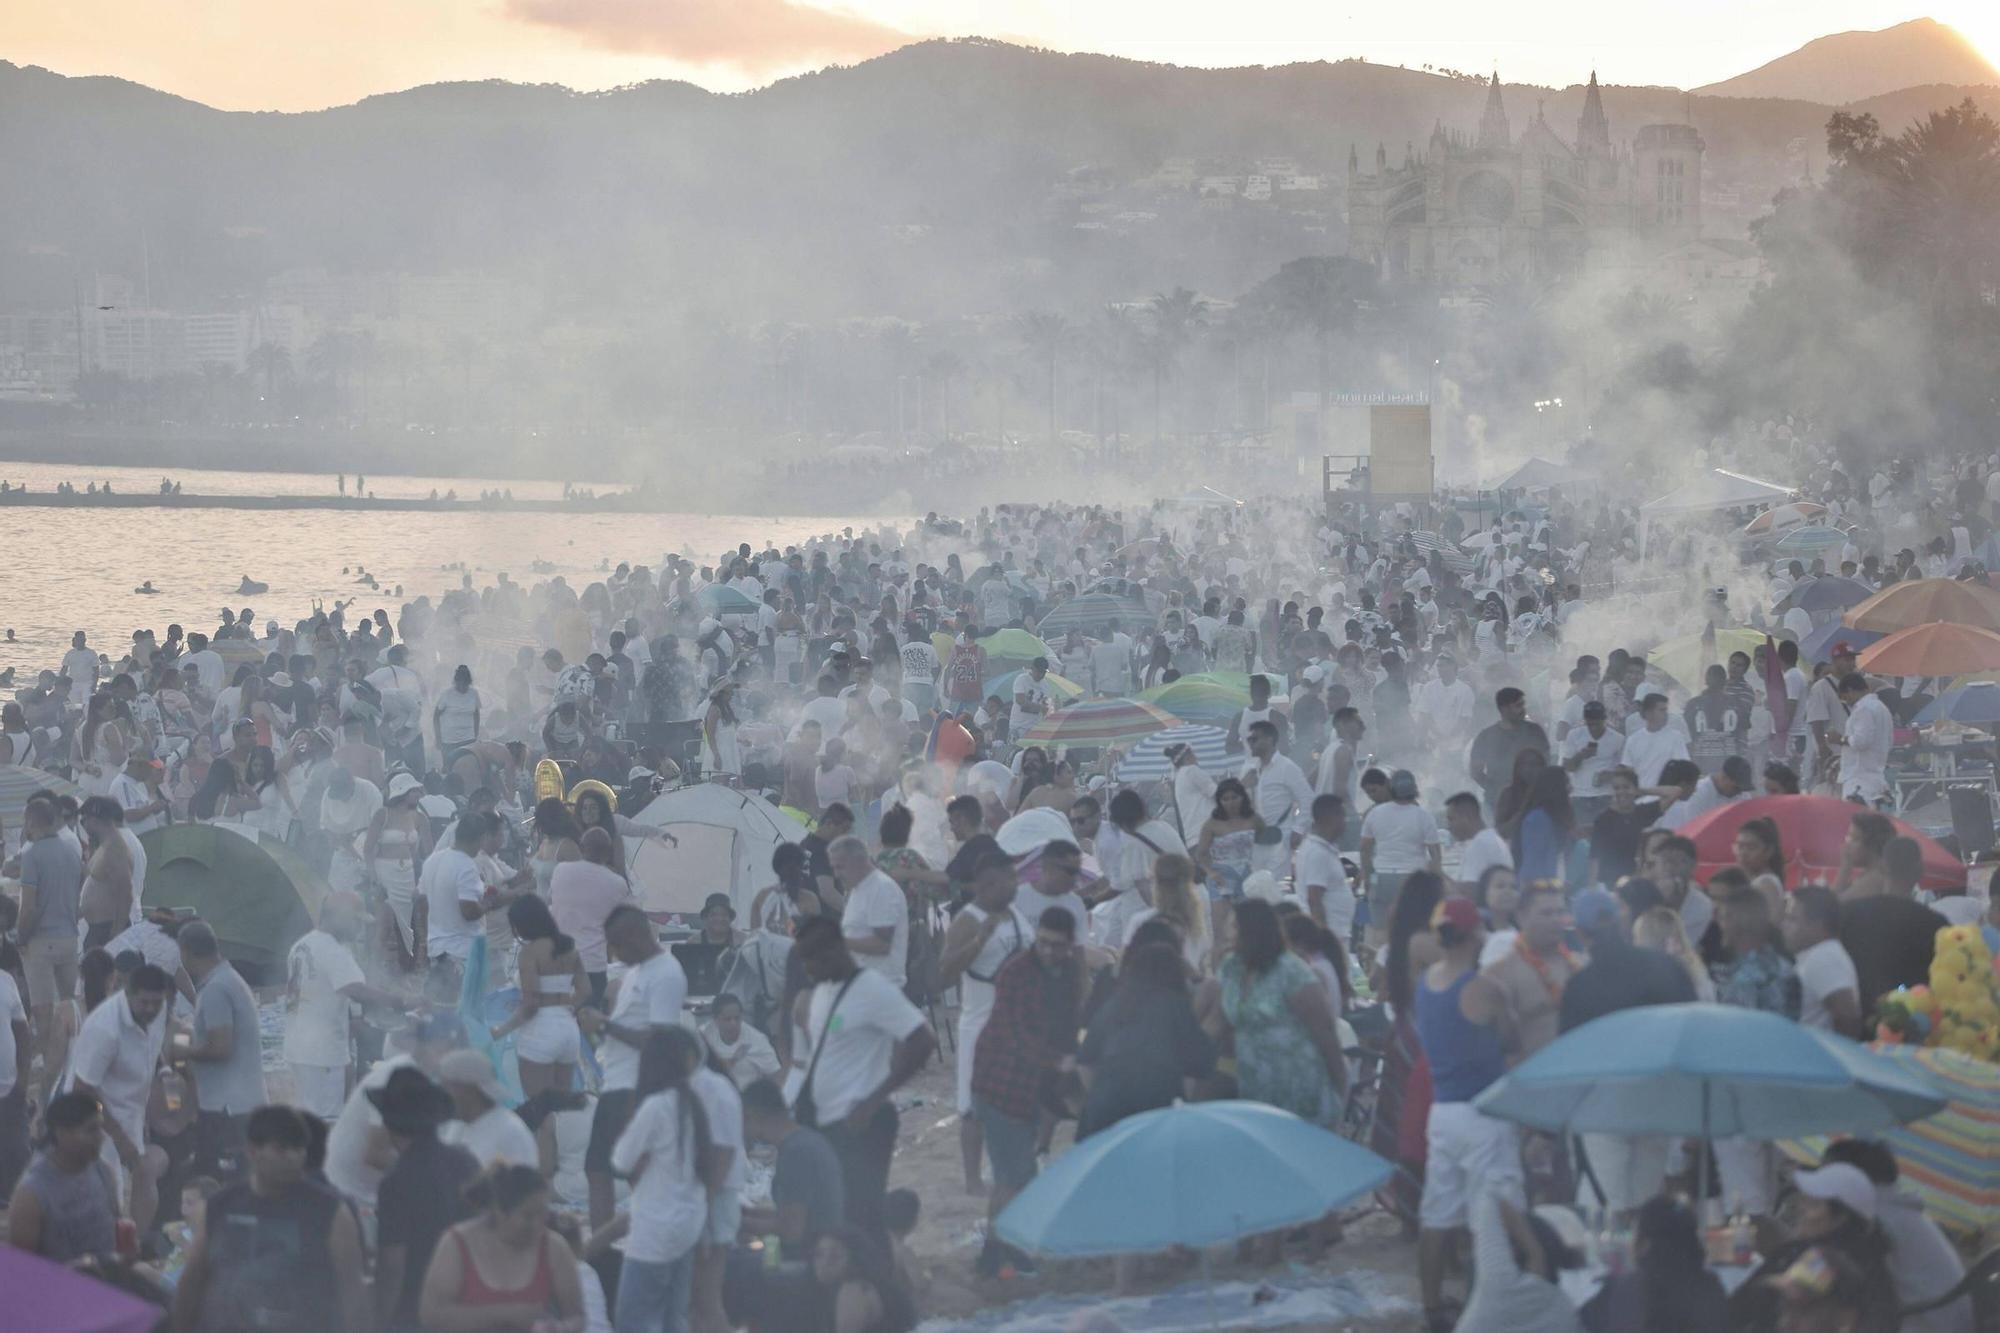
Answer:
[
  {"left": 1035, "top": 592, "right": 1156, "bottom": 636},
  {"left": 984, "top": 669, "right": 1085, "bottom": 707},
  {"left": 1772, "top": 524, "right": 1849, "bottom": 556},
  {"left": 1114, "top": 725, "right": 1233, "bottom": 782},
  {"left": 0, "top": 765, "right": 82, "bottom": 832},
  {"left": 1140, "top": 672, "right": 1253, "bottom": 724},
  {"left": 1019, "top": 698, "right": 1179, "bottom": 749},
  {"left": 1781, "top": 1045, "right": 2000, "bottom": 1236}
]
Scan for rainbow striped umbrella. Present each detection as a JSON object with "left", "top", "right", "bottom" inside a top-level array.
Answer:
[
  {"left": 1019, "top": 698, "right": 1179, "bottom": 749},
  {"left": 1035, "top": 592, "right": 1155, "bottom": 636},
  {"left": 1139, "top": 672, "right": 1253, "bottom": 724},
  {"left": 1781, "top": 1045, "right": 2000, "bottom": 1236}
]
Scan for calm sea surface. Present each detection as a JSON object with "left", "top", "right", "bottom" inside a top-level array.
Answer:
[{"left": 0, "top": 461, "right": 873, "bottom": 677}]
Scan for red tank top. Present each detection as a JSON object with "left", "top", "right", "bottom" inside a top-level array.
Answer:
[{"left": 452, "top": 1228, "right": 555, "bottom": 1312}]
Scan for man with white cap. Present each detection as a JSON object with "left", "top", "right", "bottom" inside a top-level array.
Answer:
[
  {"left": 439, "top": 1048, "right": 539, "bottom": 1168},
  {"left": 1819, "top": 1139, "right": 1971, "bottom": 1333}
]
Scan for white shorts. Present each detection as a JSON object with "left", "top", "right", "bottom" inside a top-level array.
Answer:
[
  {"left": 515, "top": 1008, "right": 582, "bottom": 1065},
  {"left": 1420, "top": 1101, "right": 1523, "bottom": 1230},
  {"left": 955, "top": 1009, "right": 991, "bottom": 1114},
  {"left": 1715, "top": 1137, "right": 1778, "bottom": 1216},
  {"left": 290, "top": 1063, "right": 349, "bottom": 1121},
  {"left": 1576, "top": 1132, "right": 1669, "bottom": 1217}
]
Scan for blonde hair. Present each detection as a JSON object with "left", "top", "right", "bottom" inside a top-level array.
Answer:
[
  {"left": 1633, "top": 906, "right": 1712, "bottom": 995},
  {"left": 1150, "top": 854, "right": 1211, "bottom": 954}
]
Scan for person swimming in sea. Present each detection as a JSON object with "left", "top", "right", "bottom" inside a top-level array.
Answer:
[{"left": 135, "top": 581, "right": 159, "bottom": 594}]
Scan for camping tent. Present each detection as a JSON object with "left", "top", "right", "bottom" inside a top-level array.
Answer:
[
  {"left": 1638, "top": 469, "right": 1797, "bottom": 557},
  {"left": 140, "top": 822, "right": 329, "bottom": 978},
  {"left": 1493, "top": 457, "right": 1591, "bottom": 492},
  {"left": 623, "top": 784, "right": 808, "bottom": 918}
]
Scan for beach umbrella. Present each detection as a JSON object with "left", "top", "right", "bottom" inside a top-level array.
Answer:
[
  {"left": 1019, "top": 698, "right": 1179, "bottom": 749},
  {"left": 1780, "top": 1046, "right": 2000, "bottom": 1237},
  {"left": 996, "top": 1100, "right": 1392, "bottom": 1258},
  {"left": 1678, "top": 794, "right": 1965, "bottom": 892},
  {"left": 1114, "top": 724, "right": 1233, "bottom": 782},
  {"left": 695, "top": 585, "right": 761, "bottom": 616},
  {"left": 0, "top": 1245, "right": 161, "bottom": 1333},
  {"left": 983, "top": 668, "right": 1084, "bottom": 707},
  {"left": 1913, "top": 681, "right": 2000, "bottom": 725},
  {"left": 1646, "top": 627, "right": 1769, "bottom": 691},
  {"left": 1459, "top": 529, "right": 1505, "bottom": 551},
  {"left": 1777, "top": 576, "right": 1873, "bottom": 616},
  {"left": 978, "top": 628, "right": 1054, "bottom": 663},
  {"left": 1474, "top": 1008, "right": 1943, "bottom": 1209},
  {"left": 1035, "top": 592, "right": 1156, "bottom": 636},
  {"left": 1742, "top": 502, "right": 1827, "bottom": 537},
  {"left": 1858, "top": 622, "right": 2000, "bottom": 676},
  {"left": 1772, "top": 525, "right": 1849, "bottom": 556},
  {"left": 1796, "top": 621, "right": 1882, "bottom": 664},
  {"left": 1139, "top": 673, "right": 1253, "bottom": 724},
  {"left": 212, "top": 637, "right": 265, "bottom": 665},
  {"left": 994, "top": 807, "right": 1075, "bottom": 856},
  {"left": 1845, "top": 578, "right": 2000, "bottom": 633},
  {"left": 0, "top": 764, "right": 81, "bottom": 832}
]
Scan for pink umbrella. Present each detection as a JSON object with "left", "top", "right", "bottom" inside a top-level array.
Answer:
[{"left": 0, "top": 1247, "right": 161, "bottom": 1333}]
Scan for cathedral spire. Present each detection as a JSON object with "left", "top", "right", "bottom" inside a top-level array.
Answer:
[
  {"left": 1478, "top": 71, "right": 1510, "bottom": 151},
  {"left": 1577, "top": 69, "right": 1610, "bottom": 154}
]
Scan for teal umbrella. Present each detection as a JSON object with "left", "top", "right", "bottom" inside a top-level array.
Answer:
[
  {"left": 1773, "top": 525, "right": 1848, "bottom": 555},
  {"left": 996, "top": 1100, "right": 1391, "bottom": 1257},
  {"left": 696, "top": 584, "right": 761, "bottom": 615}
]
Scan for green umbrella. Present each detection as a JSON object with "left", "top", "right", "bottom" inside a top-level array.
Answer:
[
  {"left": 140, "top": 823, "right": 330, "bottom": 975},
  {"left": 978, "top": 628, "right": 1054, "bottom": 663},
  {"left": 1139, "top": 672, "right": 1253, "bottom": 723}
]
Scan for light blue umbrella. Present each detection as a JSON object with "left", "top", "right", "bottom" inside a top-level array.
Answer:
[
  {"left": 696, "top": 584, "right": 760, "bottom": 615},
  {"left": 1913, "top": 681, "right": 2000, "bottom": 725},
  {"left": 995, "top": 1100, "right": 1392, "bottom": 1258},
  {"left": 1114, "top": 724, "right": 1233, "bottom": 782},
  {"left": 1474, "top": 1004, "right": 1943, "bottom": 1140}
]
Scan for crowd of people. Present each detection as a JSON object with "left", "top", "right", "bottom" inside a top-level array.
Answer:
[{"left": 1, "top": 438, "right": 1997, "bottom": 1332}]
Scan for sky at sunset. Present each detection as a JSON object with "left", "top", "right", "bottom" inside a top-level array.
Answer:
[{"left": 3, "top": 1, "right": 1996, "bottom": 111}]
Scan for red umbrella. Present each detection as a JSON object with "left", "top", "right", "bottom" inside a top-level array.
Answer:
[{"left": 1681, "top": 794, "right": 1965, "bottom": 892}]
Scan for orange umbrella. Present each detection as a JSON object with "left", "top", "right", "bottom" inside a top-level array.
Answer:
[
  {"left": 1843, "top": 578, "right": 2000, "bottom": 633},
  {"left": 1857, "top": 622, "right": 2000, "bottom": 676}
]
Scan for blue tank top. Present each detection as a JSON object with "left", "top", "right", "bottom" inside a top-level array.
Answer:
[{"left": 1414, "top": 967, "right": 1508, "bottom": 1103}]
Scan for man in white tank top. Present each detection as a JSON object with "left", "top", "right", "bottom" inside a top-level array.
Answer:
[{"left": 932, "top": 851, "right": 1028, "bottom": 1195}]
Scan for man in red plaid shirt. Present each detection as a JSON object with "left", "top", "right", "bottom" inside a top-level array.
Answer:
[{"left": 970, "top": 902, "right": 1084, "bottom": 1277}]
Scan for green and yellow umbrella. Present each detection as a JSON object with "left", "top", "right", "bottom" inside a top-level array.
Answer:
[{"left": 1140, "top": 672, "right": 1254, "bottom": 724}]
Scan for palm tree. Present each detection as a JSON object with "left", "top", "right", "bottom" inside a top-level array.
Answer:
[
  {"left": 1146, "top": 287, "right": 1207, "bottom": 444},
  {"left": 1086, "top": 305, "right": 1138, "bottom": 450},
  {"left": 1015, "top": 312, "right": 1069, "bottom": 444},
  {"left": 1246, "top": 258, "right": 1376, "bottom": 444}
]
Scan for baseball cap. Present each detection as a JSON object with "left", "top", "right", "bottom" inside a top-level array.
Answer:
[
  {"left": 438, "top": 1049, "right": 507, "bottom": 1103},
  {"left": 1431, "top": 897, "right": 1481, "bottom": 936},
  {"left": 1570, "top": 887, "right": 1619, "bottom": 936},
  {"left": 1793, "top": 1163, "right": 1877, "bottom": 1222},
  {"left": 628, "top": 765, "right": 656, "bottom": 784}
]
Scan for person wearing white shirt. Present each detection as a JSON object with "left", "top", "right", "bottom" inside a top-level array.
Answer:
[
  {"left": 1837, "top": 675, "right": 1893, "bottom": 807},
  {"left": 282, "top": 891, "right": 409, "bottom": 1117},
  {"left": 1668, "top": 757, "right": 1755, "bottom": 832},
  {"left": 1783, "top": 886, "right": 1862, "bottom": 1038},
  {"left": 1316, "top": 710, "right": 1366, "bottom": 838},
  {"left": 1293, "top": 795, "right": 1355, "bottom": 942},
  {"left": 63, "top": 967, "right": 170, "bottom": 1229},
  {"left": 1169, "top": 744, "right": 1219, "bottom": 841},
  {"left": 1558, "top": 701, "right": 1623, "bottom": 808},
  {"left": 1821, "top": 1141, "right": 1974, "bottom": 1333},
  {"left": 580, "top": 905, "right": 689, "bottom": 1230},
  {"left": 1621, "top": 694, "right": 1691, "bottom": 788},
  {"left": 1442, "top": 792, "right": 1512, "bottom": 896},
  {"left": 790, "top": 677, "right": 849, "bottom": 752},
  {"left": 791, "top": 918, "right": 937, "bottom": 1234},
  {"left": 699, "top": 995, "right": 783, "bottom": 1090},
  {"left": 1240, "top": 720, "right": 1314, "bottom": 873},
  {"left": 417, "top": 820, "right": 492, "bottom": 966},
  {"left": 1412, "top": 656, "right": 1476, "bottom": 751},
  {"left": 439, "top": 1049, "right": 540, "bottom": 1168},
  {"left": 432, "top": 666, "right": 482, "bottom": 755},
  {"left": 1087, "top": 628, "right": 1133, "bottom": 697},
  {"left": 1803, "top": 655, "right": 1854, "bottom": 783},
  {"left": 1358, "top": 771, "right": 1443, "bottom": 945},
  {"left": 610, "top": 1068, "right": 710, "bottom": 1328},
  {"left": 831, "top": 837, "right": 910, "bottom": 988},
  {"left": 105, "top": 756, "right": 169, "bottom": 835},
  {"left": 61, "top": 632, "right": 101, "bottom": 698},
  {"left": 1101, "top": 790, "right": 1188, "bottom": 946}
]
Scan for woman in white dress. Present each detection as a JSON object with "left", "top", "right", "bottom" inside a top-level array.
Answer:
[
  {"left": 702, "top": 680, "right": 742, "bottom": 778},
  {"left": 73, "top": 692, "right": 129, "bottom": 796}
]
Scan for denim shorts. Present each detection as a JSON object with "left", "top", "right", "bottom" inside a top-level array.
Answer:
[{"left": 973, "top": 1096, "right": 1039, "bottom": 1192}]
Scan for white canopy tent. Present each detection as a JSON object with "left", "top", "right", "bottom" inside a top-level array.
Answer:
[
  {"left": 623, "top": 784, "right": 808, "bottom": 918},
  {"left": 1492, "top": 457, "right": 1593, "bottom": 492},
  {"left": 1637, "top": 469, "right": 1797, "bottom": 558}
]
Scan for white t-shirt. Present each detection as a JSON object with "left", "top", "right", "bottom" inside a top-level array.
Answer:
[
  {"left": 1414, "top": 677, "right": 1476, "bottom": 744},
  {"left": 1622, "top": 725, "right": 1691, "bottom": 788},
  {"left": 1088, "top": 634, "right": 1132, "bottom": 694},
  {"left": 690, "top": 1066, "right": 748, "bottom": 1193},
  {"left": 283, "top": 928, "right": 366, "bottom": 1068},
  {"left": 1360, "top": 801, "right": 1442, "bottom": 874},
  {"left": 0, "top": 971, "right": 26, "bottom": 1098},
  {"left": 447, "top": 1104, "right": 539, "bottom": 1168},
  {"left": 839, "top": 869, "right": 910, "bottom": 988},
  {"left": 1452, "top": 828, "right": 1513, "bottom": 889},
  {"left": 1796, "top": 937, "right": 1860, "bottom": 1032},
  {"left": 799, "top": 969, "right": 926, "bottom": 1126},
  {"left": 898, "top": 640, "right": 939, "bottom": 687},
  {"left": 419, "top": 847, "right": 488, "bottom": 962},
  {"left": 435, "top": 686, "right": 481, "bottom": 745},
  {"left": 106, "top": 771, "right": 165, "bottom": 835},
  {"left": 1012, "top": 885, "right": 1092, "bottom": 947},
  {"left": 1560, "top": 725, "right": 1624, "bottom": 794},
  {"left": 65, "top": 991, "right": 166, "bottom": 1146},
  {"left": 599, "top": 950, "right": 688, "bottom": 1091},
  {"left": 1293, "top": 833, "right": 1356, "bottom": 942},
  {"left": 324, "top": 1052, "right": 413, "bottom": 1207},
  {"left": 612, "top": 1089, "right": 708, "bottom": 1264}
]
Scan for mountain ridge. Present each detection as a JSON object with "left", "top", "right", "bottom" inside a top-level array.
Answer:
[{"left": 1694, "top": 17, "right": 1998, "bottom": 104}]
